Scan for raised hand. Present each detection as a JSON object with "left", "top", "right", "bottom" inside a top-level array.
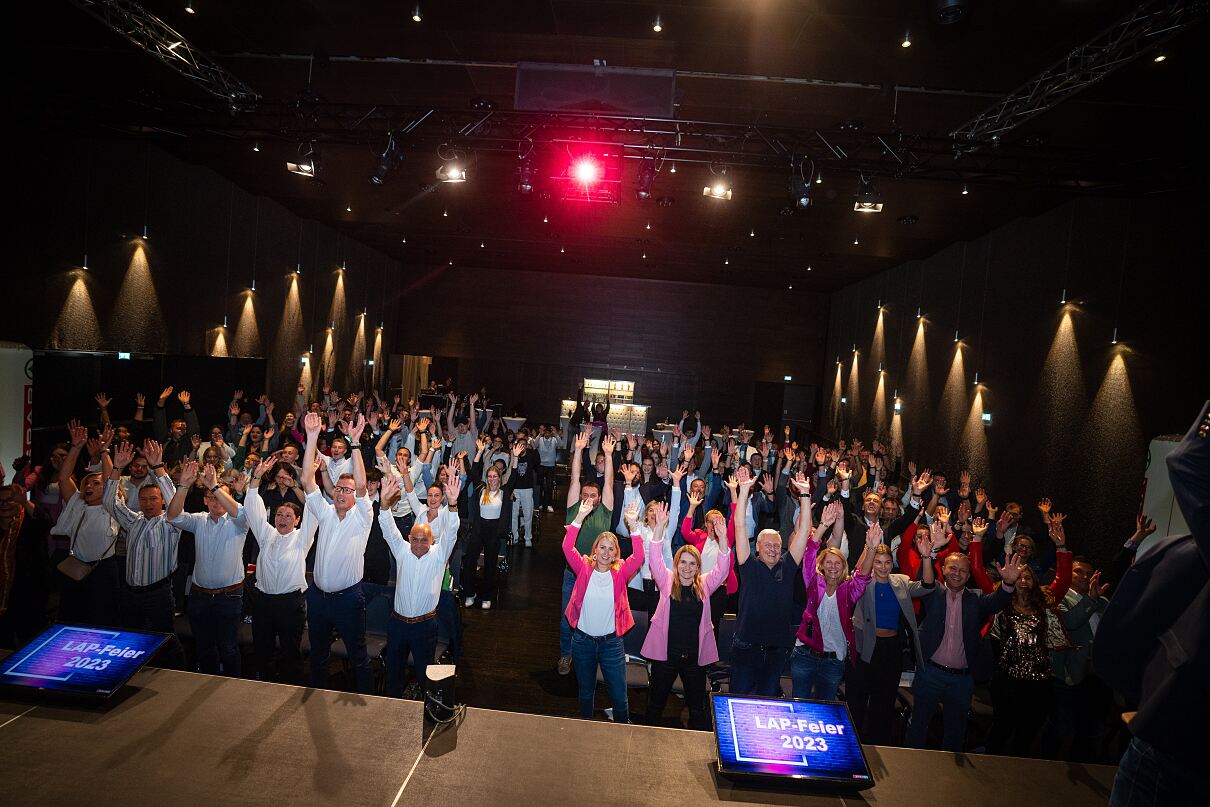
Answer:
[
  {"left": 573, "top": 430, "right": 590, "bottom": 451},
  {"left": 1048, "top": 513, "right": 1067, "bottom": 548},
  {"left": 624, "top": 501, "right": 642, "bottom": 531},
  {"left": 761, "top": 472, "right": 775, "bottom": 494},
  {"left": 866, "top": 521, "right": 884, "bottom": 548},
  {"left": 113, "top": 441, "right": 134, "bottom": 469},
  {"left": 94, "top": 392, "right": 111, "bottom": 409},
  {"left": 997, "top": 552, "right": 1027, "bottom": 586},
  {"left": 911, "top": 471, "right": 932, "bottom": 496},
  {"left": 620, "top": 463, "right": 638, "bottom": 485},
  {"left": 445, "top": 471, "right": 462, "bottom": 503},
  {"left": 825, "top": 478, "right": 839, "bottom": 497},
  {"left": 200, "top": 463, "right": 218, "bottom": 489},
  {"left": 836, "top": 462, "right": 851, "bottom": 482},
  {"left": 914, "top": 529, "right": 934, "bottom": 558},
  {"left": 177, "top": 390, "right": 191, "bottom": 407},
  {"left": 956, "top": 501, "right": 971, "bottom": 524},
  {"left": 820, "top": 500, "right": 843, "bottom": 528},
  {"left": 253, "top": 454, "right": 278, "bottom": 480},
  {"left": 142, "top": 439, "right": 163, "bottom": 467},
  {"left": 907, "top": 460, "right": 917, "bottom": 478},
  {"left": 68, "top": 419, "right": 88, "bottom": 447},
  {"left": 601, "top": 433, "right": 617, "bottom": 454},
  {"left": 135, "top": 392, "right": 146, "bottom": 408},
  {"left": 671, "top": 461, "right": 689, "bottom": 485},
  {"left": 1088, "top": 570, "right": 1111, "bottom": 599},
  {"left": 1133, "top": 514, "right": 1156, "bottom": 540},
  {"left": 233, "top": 389, "right": 245, "bottom": 402},
  {"left": 229, "top": 400, "right": 241, "bottom": 417},
  {"left": 379, "top": 474, "right": 401, "bottom": 508},
  {"left": 652, "top": 500, "right": 670, "bottom": 532},
  {"left": 191, "top": 434, "right": 202, "bottom": 449},
  {"left": 575, "top": 498, "right": 594, "bottom": 524},
  {"left": 416, "top": 417, "right": 430, "bottom": 432},
  {"left": 791, "top": 471, "right": 810, "bottom": 495},
  {"left": 975, "top": 486, "right": 987, "bottom": 505},
  {"left": 159, "top": 386, "right": 174, "bottom": 403},
  {"left": 935, "top": 504, "right": 950, "bottom": 524},
  {"left": 959, "top": 469, "right": 971, "bottom": 495},
  {"left": 511, "top": 441, "right": 525, "bottom": 457},
  {"left": 475, "top": 435, "right": 489, "bottom": 453},
  {"left": 179, "top": 460, "right": 199, "bottom": 487},
  {"left": 303, "top": 412, "right": 323, "bottom": 435},
  {"left": 1037, "top": 497, "right": 1052, "bottom": 515},
  {"left": 971, "top": 517, "right": 989, "bottom": 539}
]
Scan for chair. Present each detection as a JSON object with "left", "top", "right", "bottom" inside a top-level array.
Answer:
[{"left": 596, "top": 610, "right": 651, "bottom": 689}]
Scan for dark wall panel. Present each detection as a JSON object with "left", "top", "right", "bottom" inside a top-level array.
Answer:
[{"left": 821, "top": 196, "right": 1210, "bottom": 563}]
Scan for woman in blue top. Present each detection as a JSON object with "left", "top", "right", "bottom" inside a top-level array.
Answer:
[{"left": 846, "top": 532, "right": 937, "bottom": 744}]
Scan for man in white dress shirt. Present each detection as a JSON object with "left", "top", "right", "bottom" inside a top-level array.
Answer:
[
  {"left": 244, "top": 452, "right": 318, "bottom": 684},
  {"left": 378, "top": 469, "right": 460, "bottom": 697},
  {"left": 302, "top": 411, "right": 374, "bottom": 693},
  {"left": 168, "top": 460, "right": 248, "bottom": 676}
]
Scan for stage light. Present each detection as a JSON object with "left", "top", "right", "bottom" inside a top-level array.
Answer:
[
  {"left": 341, "top": 260, "right": 347, "bottom": 271},
  {"left": 901, "top": 30, "right": 912, "bottom": 48},
  {"left": 295, "top": 263, "right": 301, "bottom": 274},
  {"left": 345, "top": 204, "right": 352, "bottom": 212},
  {"left": 954, "top": 330, "right": 960, "bottom": 343},
  {"left": 1060, "top": 288, "right": 1067, "bottom": 304},
  {"left": 653, "top": 15, "right": 662, "bottom": 33},
  {"left": 853, "top": 236, "right": 859, "bottom": 245},
  {"left": 252, "top": 142, "right": 259, "bottom": 152},
  {"left": 789, "top": 164, "right": 812, "bottom": 210},
  {"left": 480, "top": 241, "right": 485, "bottom": 248},
  {"left": 560, "top": 246, "right": 565, "bottom": 253},
  {"left": 543, "top": 215, "right": 548, "bottom": 223},
  {"left": 517, "top": 153, "right": 535, "bottom": 194},
  {"left": 185, "top": 1, "right": 194, "bottom": 13},
  {"left": 436, "top": 163, "right": 466, "bottom": 183},
  {"left": 636, "top": 161, "right": 656, "bottom": 200},
  {"left": 287, "top": 144, "right": 320, "bottom": 178},
  {"left": 367, "top": 359, "right": 375, "bottom": 366},
  {"left": 401, "top": 237, "right": 407, "bottom": 243},
  {"left": 815, "top": 172, "right": 823, "bottom": 184},
  {"left": 642, "top": 252, "right": 647, "bottom": 259},
  {"left": 300, "top": 354, "right": 308, "bottom": 366},
  {"left": 442, "top": 209, "right": 448, "bottom": 217},
  {"left": 572, "top": 157, "right": 601, "bottom": 185},
  {"left": 916, "top": 307, "right": 922, "bottom": 319},
  {"left": 704, "top": 167, "right": 732, "bottom": 200},
  {"left": 645, "top": 222, "right": 651, "bottom": 230},
  {"left": 369, "top": 133, "right": 404, "bottom": 185},
  {"left": 961, "top": 183, "right": 969, "bottom": 195},
  {"left": 82, "top": 254, "right": 89, "bottom": 271},
  {"left": 807, "top": 265, "right": 812, "bottom": 271},
  {"left": 1111, "top": 327, "right": 1119, "bottom": 345},
  {"left": 412, "top": 5, "right": 422, "bottom": 22},
  {"left": 141, "top": 224, "right": 149, "bottom": 240},
  {"left": 788, "top": 284, "right": 793, "bottom": 290},
  {"left": 167, "top": 40, "right": 183, "bottom": 51},
  {"left": 894, "top": 398, "right": 902, "bottom": 413},
  {"left": 1153, "top": 50, "right": 1166, "bottom": 63},
  {"left": 973, "top": 372, "right": 980, "bottom": 386},
  {"left": 853, "top": 176, "right": 883, "bottom": 213},
  {"left": 669, "top": 162, "right": 676, "bottom": 174}
]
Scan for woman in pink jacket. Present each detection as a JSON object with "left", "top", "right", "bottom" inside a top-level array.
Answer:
[
  {"left": 563, "top": 499, "right": 645, "bottom": 723},
  {"left": 791, "top": 502, "right": 879, "bottom": 701},
  {"left": 641, "top": 501, "right": 731, "bottom": 729}
]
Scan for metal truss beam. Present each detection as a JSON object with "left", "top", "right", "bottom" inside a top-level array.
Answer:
[
  {"left": 68, "top": 0, "right": 259, "bottom": 110},
  {"left": 951, "top": 0, "right": 1206, "bottom": 146}
]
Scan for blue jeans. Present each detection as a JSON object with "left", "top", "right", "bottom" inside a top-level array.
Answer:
[
  {"left": 729, "top": 639, "right": 791, "bottom": 697},
  {"left": 571, "top": 628, "right": 628, "bottom": 722},
  {"left": 306, "top": 582, "right": 373, "bottom": 694},
  {"left": 559, "top": 569, "right": 576, "bottom": 657},
  {"left": 905, "top": 662, "right": 975, "bottom": 751},
  {"left": 385, "top": 615, "right": 438, "bottom": 697},
  {"left": 790, "top": 647, "right": 845, "bottom": 700},
  {"left": 187, "top": 587, "right": 243, "bottom": 676},
  {"left": 1110, "top": 737, "right": 1204, "bottom": 807}
]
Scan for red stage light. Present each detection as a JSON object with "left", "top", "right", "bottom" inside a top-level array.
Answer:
[{"left": 572, "top": 157, "right": 600, "bottom": 185}]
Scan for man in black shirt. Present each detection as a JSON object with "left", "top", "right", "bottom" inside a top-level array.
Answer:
[{"left": 729, "top": 467, "right": 812, "bottom": 696}]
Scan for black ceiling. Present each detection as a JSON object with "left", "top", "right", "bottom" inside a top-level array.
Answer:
[{"left": 22, "top": 0, "right": 1207, "bottom": 290}]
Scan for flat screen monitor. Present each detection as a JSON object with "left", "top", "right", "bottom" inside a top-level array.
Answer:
[
  {"left": 713, "top": 693, "right": 874, "bottom": 790},
  {"left": 0, "top": 623, "right": 169, "bottom": 699}
]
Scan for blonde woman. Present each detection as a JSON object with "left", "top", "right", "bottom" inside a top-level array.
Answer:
[
  {"left": 461, "top": 437, "right": 514, "bottom": 609},
  {"left": 641, "top": 501, "right": 731, "bottom": 729},
  {"left": 791, "top": 499, "right": 878, "bottom": 700},
  {"left": 562, "top": 500, "right": 645, "bottom": 722}
]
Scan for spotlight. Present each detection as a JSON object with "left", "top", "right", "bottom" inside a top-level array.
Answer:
[
  {"left": 894, "top": 398, "right": 902, "bottom": 413},
  {"left": 1153, "top": 50, "right": 1167, "bottom": 63},
  {"left": 300, "top": 354, "right": 308, "bottom": 366},
  {"left": 853, "top": 176, "right": 883, "bottom": 213},
  {"left": 252, "top": 142, "right": 260, "bottom": 152},
  {"left": 346, "top": 204, "right": 352, "bottom": 213},
  {"left": 653, "top": 15, "right": 662, "bottom": 33},
  {"left": 954, "top": 330, "right": 960, "bottom": 343},
  {"left": 480, "top": 241, "right": 485, "bottom": 248},
  {"left": 572, "top": 156, "right": 601, "bottom": 185},
  {"left": 973, "top": 372, "right": 980, "bottom": 385},
  {"left": 517, "top": 153, "right": 535, "bottom": 194},
  {"left": 82, "top": 254, "right": 89, "bottom": 271},
  {"left": 853, "top": 236, "right": 859, "bottom": 245},
  {"left": 724, "top": 259, "right": 729, "bottom": 265},
  {"left": 961, "top": 183, "right": 969, "bottom": 195},
  {"left": 295, "top": 263, "right": 301, "bottom": 275},
  {"left": 635, "top": 160, "right": 656, "bottom": 200},
  {"left": 141, "top": 224, "right": 149, "bottom": 240},
  {"left": 412, "top": 5, "right": 422, "bottom": 22},
  {"left": 543, "top": 215, "right": 548, "bottom": 223},
  {"left": 645, "top": 222, "right": 651, "bottom": 230},
  {"left": 916, "top": 307, "right": 922, "bottom": 319},
  {"left": 1060, "top": 288, "right": 1067, "bottom": 305},
  {"left": 669, "top": 162, "right": 676, "bottom": 174},
  {"left": 436, "top": 162, "right": 467, "bottom": 183},
  {"left": 185, "top": 1, "right": 194, "bottom": 13},
  {"left": 703, "top": 166, "right": 732, "bottom": 200},
  {"left": 750, "top": 228, "right": 756, "bottom": 237},
  {"left": 1111, "top": 327, "right": 1119, "bottom": 345},
  {"left": 367, "top": 359, "right": 375, "bottom": 367},
  {"left": 287, "top": 144, "right": 320, "bottom": 178},
  {"left": 901, "top": 30, "right": 912, "bottom": 48},
  {"left": 560, "top": 246, "right": 565, "bottom": 253},
  {"left": 788, "top": 163, "right": 812, "bottom": 210},
  {"left": 815, "top": 171, "right": 823, "bottom": 185},
  {"left": 806, "top": 265, "right": 812, "bottom": 272},
  {"left": 442, "top": 209, "right": 448, "bottom": 217},
  {"left": 369, "top": 133, "right": 404, "bottom": 185}
]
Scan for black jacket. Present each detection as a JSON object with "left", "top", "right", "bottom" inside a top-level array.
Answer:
[{"left": 916, "top": 584, "right": 1013, "bottom": 681}]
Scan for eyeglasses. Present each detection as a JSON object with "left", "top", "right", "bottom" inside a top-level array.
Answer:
[{"left": 334, "top": 485, "right": 356, "bottom": 494}]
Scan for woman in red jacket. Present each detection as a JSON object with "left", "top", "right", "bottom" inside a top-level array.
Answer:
[{"left": 562, "top": 500, "right": 645, "bottom": 723}]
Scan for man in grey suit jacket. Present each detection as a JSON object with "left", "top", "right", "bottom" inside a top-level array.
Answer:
[{"left": 1041, "top": 556, "right": 1110, "bottom": 760}]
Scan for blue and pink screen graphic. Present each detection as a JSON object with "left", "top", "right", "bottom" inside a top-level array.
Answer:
[
  {"left": 713, "top": 695, "right": 871, "bottom": 781},
  {"left": 1, "top": 624, "right": 167, "bottom": 696}
]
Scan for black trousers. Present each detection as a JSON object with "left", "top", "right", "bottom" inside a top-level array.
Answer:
[
  {"left": 57, "top": 555, "right": 122, "bottom": 627},
  {"left": 846, "top": 634, "right": 904, "bottom": 745},
  {"left": 252, "top": 589, "right": 306, "bottom": 684},
  {"left": 647, "top": 652, "right": 710, "bottom": 730},
  {"left": 709, "top": 587, "right": 727, "bottom": 637},
  {"left": 461, "top": 516, "right": 504, "bottom": 602},
  {"left": 121, "top": 577, "right": 186, "bottom": 669},
  {"left": 536, "top": 465, "right": 556, "bottom": 508},
  {"left": 988, "top": 669, "right": 1053, "bottom": 757}
]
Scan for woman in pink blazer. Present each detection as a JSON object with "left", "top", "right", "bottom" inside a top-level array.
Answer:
[
  {"left": 563, "top": 500, "right": 645, "bottom": 723},
  {"left": 641, "top": 501, "right": 732, "bottom": 729}
]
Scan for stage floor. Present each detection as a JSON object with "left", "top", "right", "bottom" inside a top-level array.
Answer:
[{"left": 0, "top": 667, "right": 1116, "bottom": 806}]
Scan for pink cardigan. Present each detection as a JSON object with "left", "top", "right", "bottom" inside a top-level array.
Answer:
[
  {"left": 641, "top": 536, "right": 732, "bottom": 666},
  {"left": 562, "top": 524, "right": 645, "bottom": 636},
  {"left": 796, "top": 537, "right": 871, "bottom": 665}
]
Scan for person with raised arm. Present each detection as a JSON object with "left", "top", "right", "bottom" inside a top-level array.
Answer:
[
  {"left": 625, "top": 468, "right": 681, "bottom": 615},
  {"left": 792, "top": 489, "right": 878, "bottom": 701},
  {"left": 102, "top": 439, "right": 184, "bottom": 667},
  {"left": 52, "top": 421, "right": 120, "bottom": 626},
  {"left": 376, "top": 471, "right": 461, "bottom": 697},
  {"left": 729, "top": 465, "right": 812, "bottom": 696},
  {"left": 905, "top": 543, "right": 1024, "bottom": 752},
  {"left": 556, "top": 427, "right": 616, "bottom": 675},
  {"left": 642, "top": 500, "right": 730, "bottom": 729},
  {"left": 153, "top": 387, "right": 200, "bottom": 468},
  {"left": 563, "top": 500, "right": 645, "bottom": 723},
  {"left": 300, "top": 410, "right": 375, "bottom": 693},
  {"left": 460, "top": 435, "right": 516, "bottom": 609},
  {"left": 243, "top": 453, "right": 318, "bottom": 684},
  {"left": 846, "top": 528, "right": 938, "bottom": 745},
  {"left": 167, "top": 459, "right": 248, "bottom": 676}
]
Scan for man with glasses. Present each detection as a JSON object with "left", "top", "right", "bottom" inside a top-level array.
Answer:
[{"left": 301, "top": 410, "right": 374, "bottom": 693}]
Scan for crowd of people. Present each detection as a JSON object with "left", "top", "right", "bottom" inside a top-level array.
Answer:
[{"left": 0, "top": 383, "right": 1181, "bottom": 769}]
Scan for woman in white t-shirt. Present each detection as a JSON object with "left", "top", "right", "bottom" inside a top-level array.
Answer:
[{"left": 461, "top": 436, "right": 514, "bottom": 609}]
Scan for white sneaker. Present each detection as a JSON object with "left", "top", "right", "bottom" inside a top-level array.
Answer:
[
  {"left": 464, "top": 596, "right": 475, "bottom": 608},
  {"left": 524, "top": 539, "right": 532, "bottom": 548},
  {"left": 480, "top": 600, "right": 492, "bottom": 610},
  {"left": 546, "top": 506, "right": 554, "bottom": 513}
]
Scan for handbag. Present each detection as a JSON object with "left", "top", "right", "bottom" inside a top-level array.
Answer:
[{"left": 55, "top": 512, "right": 117, "bottom": 582}]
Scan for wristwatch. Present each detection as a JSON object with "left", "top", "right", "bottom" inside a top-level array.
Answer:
[{"left": 208, "top": 484, "right": 219, "bottom": 493}]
